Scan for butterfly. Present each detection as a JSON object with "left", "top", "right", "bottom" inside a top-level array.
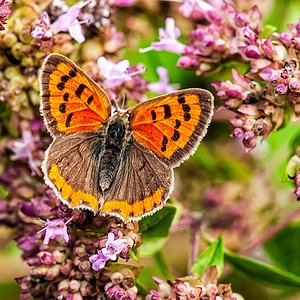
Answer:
[{"left": 40, "top": 53, "right": 214, "bottom": 222}]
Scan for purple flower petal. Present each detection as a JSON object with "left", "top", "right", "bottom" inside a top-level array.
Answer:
[
  {"left": 38, "top": 218, "right": 71, "bottom": 245},
  {"left": 274, "top": 31, "right": 293, "bottom": 46},
  {"left": 110, "top": 0, "right": 136, "bottom": 7},
  {"left": 139, "top": 18, "right": 186, "bottom": 54},
  {"left": 98, "top": 56, "right": 144, "bottom": 89},
  {"left": 259, "top": 68, "right": 281, "bottom": 83},
  {"left": 245, "top": 45, "right": 261, "bottom": 59},
  {"left": 49, "top": 0, "right": 91, "bottom": 43},
  {"left": 101, "top": 232, "right": 128, "bottom": 261},
  {"left": 9, "top": 129, "right": 40, "bottom": 175},
  {"left": 89, "top": 250, "right": 108, "bottom": 271},
  {"left": 148, "top": 67, "right": 179, "bottom": 94},
  {"left": 275, "top": 82, "right": 288, "bottom": 94},
  {"left": 69, "top": 22, "right": 85, "bottom": 43}
]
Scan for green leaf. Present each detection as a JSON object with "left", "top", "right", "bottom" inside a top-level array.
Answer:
[
  {"left": 139, "top": 206, "right": 176, "bottom": 239},
  {"left": 140, "top": 237, "right": 167, "bottom": 256},
  {"left": 139, "top": 206, "right": 176, "bottom": 256},
  {"left": 192, "top": 236, "right": 224, "bottom": 277},
  {"left": 0, "top": 183, "right": 9, "bottom": 199},
  {"left": 264, "top": 221, "right": 300, "bottom": 276},
  {"left": 264, "top": 123, "right": 300, "bottom": 185},
  {"left": 225, "top": 250, "right": 300, "bottom": 289},
  {"left": 262, "top": 24, "right": 277, "bottom": 38},
  {"left": 129, "top": 248, "right": 140, "bottom": 263}
]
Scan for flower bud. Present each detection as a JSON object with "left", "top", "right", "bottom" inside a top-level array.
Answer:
[
  {"left": 1, "top": 32, "right": 18, "bottom": 48},
  {"left": 80, "top": 280, "right": 93, "bottom": 297},
  {"left": 111, "top": 272, "right": 124, "bottom": 284},
  {"left": 45, "top": 264, "right": 60, "bottom": 280},
  {"left": 31, "top": 266, "right": 48, "bottom": 277},
  {"left": 60, "top": 259, "right": 73, "bottom": 276},
  {"left": 173, "top": 279, "right": 188, "bottom": 295},
  {"left": 58, "top": 279, "right": 70, "bottom": 292},
  {"left": 69, "top": 279, "right": 81, "bottom": 293},
  {"left": 38, "top": 251, "right": 55, "bottom": 266},
  {"left": 53, "top": 248, "right": 68, "bottom": 263},
  {"left": 78, "top": 261, "right": 91, "bottom": 274},
  {"left": 73, "top": 245, "right": 86, "bottom": 258}
]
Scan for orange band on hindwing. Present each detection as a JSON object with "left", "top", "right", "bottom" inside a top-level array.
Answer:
[
  {"left": 101, "top": 188, "right": 163, "bottom": 220},
  {"left": 48, "top": 163, "right": 98, "bottom": 211}
]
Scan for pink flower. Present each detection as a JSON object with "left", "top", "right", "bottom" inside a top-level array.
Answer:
[
  {"left": 0, "top": 0, "right": 11, "bottom": 30},
  {"left": 179, "top": 0, "right": 221, "bottom": 20},
  {"left": 31, "top": 12, "right": 52, "bottom": 40},
  {"left": 50, "top": 0, "right": 92, "bottom": 43},
  {"left": 110, "top": 0, "right": 136, "bottom": 7},
  {"left": 148, "top": 66, "right": 179, "bottom": 94},
  {"left": 9, "top": 129, "right": 40, "bottom": 176},
  {"left": 37, "top": 218, "right": 72, "bottom": 245},
  {"left": 102, "top": 232, "right": 128, "bottom": 261},
  {"left": 139, "top": 18, "right": 186, "bottom": 54},
  {"left": 89, "top": 232, "right": 128, "bottom": 271},
  {"left": 89, "top": 250, "right": 108, "bottom": 271},
  {"left": 97, "top": 56, "right": 145, "bottom": 89},
  {"left": 259, "top": 67, "right": 281, "bottom": 83}
]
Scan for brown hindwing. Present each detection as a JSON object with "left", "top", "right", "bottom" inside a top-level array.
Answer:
[{"left": 101, "top": 141, "right": 174, "bottom": 221}]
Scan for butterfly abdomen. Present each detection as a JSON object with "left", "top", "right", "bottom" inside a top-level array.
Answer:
[{"left": 99, "top": 118, "right": 127, "bottom": 191}]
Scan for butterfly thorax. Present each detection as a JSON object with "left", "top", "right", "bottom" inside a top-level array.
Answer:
[{"left": 99, "top": 113, "right": 131, "bottom": 191}]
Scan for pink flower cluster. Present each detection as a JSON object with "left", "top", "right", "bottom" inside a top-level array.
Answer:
[
  {"left": 142, "top": 1, "right": 300, "bottom": 151},
  {"left": 146, "top": 266, "right": 238, "bottom": 300},
  {"left": 0, "top": 0, "right": 11, "bottom": 30},
  {"left": 176, "top": 1, "right": 300, "bottom": 151}
]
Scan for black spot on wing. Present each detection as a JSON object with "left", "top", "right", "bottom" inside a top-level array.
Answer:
[
  {"left": 57, "top": 82, "right": 64, "bottom": 91},
  {"left": 182, "top": 103, "right": 191, "bottom": 121},
  {"left": 175, "top": 119, "right": 181, "bottom": 129},
  {"left": 184, "top": 113, "right": 191, "bottom": 121},
  {"left": 65, "top": 113, "right": 73, "bottom": 127},
  {"left": 163, "top": 104, "right": 172, "bottom": 119},
  {"left": 182, "top": 103, "right": 191, "bottom": 113},
  {"left": 171, "top": 129, "right": 180, "bottom": 141},
  {"left": 63, "top": 93, "right": 69, "bottom": 102},
  {"left": 161, "top": 135, "right": 168, "bottom": 152},
  {"left": 59, "top": 103, "right": 66, "bottom": 113},
  {"left": 75, "top": 84, "right": 87, "bottom": 98},
  {"left": 151, "top": 110, "right": 157, "bottom": 121},
  {"left": 178, "top": 95, "right": 186, "bottom": 104},
  {"left": 69, "top": 69, "right": 77, "bottom": 78},
  {"left": 87, "top": 95, "right": 94, "bottom": 105},
  {"left": 61, "top": 75, "right": 70, "bottom": 83}
]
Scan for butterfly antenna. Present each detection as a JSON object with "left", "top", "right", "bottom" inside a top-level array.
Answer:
[
  {"left": 111, "top": 98, "right": 120, "bottom": 112},
  {"left": 121, "top": 94, "right": 127, "bottom": 109}
]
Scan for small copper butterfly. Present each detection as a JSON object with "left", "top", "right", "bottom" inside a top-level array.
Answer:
[{"left": 40, "top": 54, "right": 214, "bottom": 222}]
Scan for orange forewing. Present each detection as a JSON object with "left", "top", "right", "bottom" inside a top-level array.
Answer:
[
  {"left": 40, "top": 54, "right": 111, "bottom": 136},
  {"left": 129, "top": 89, "right": 214, "bottom": 166}
]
